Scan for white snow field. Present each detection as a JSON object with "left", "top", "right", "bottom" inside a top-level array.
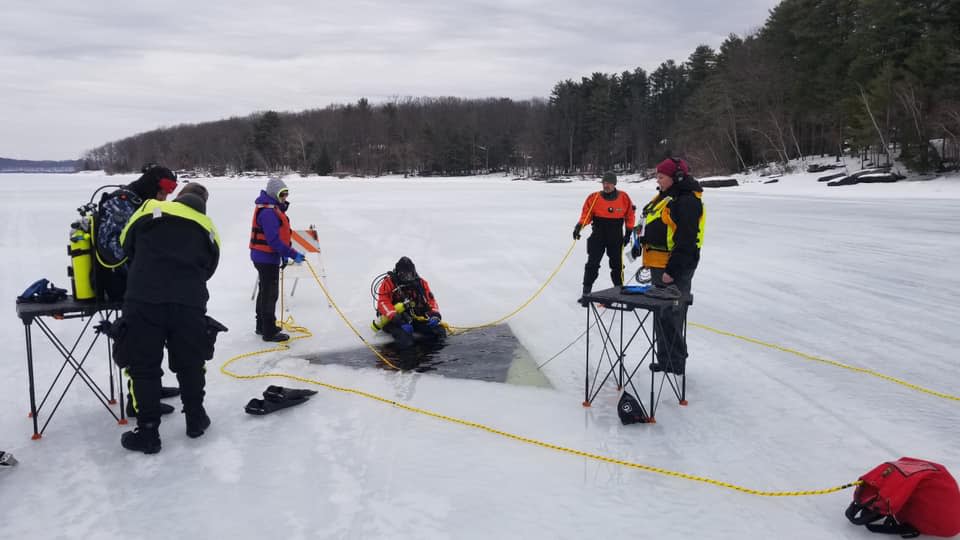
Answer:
[{"left": 1, "top": 167, "right": 958, "bottom": 539}]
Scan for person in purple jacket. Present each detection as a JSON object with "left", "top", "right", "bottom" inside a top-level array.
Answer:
[{"left": 249, "top": 178, "right": 303, "bottom": 342}]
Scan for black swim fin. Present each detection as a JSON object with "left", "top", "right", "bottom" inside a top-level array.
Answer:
[
  {"left": 244, "top": 396, "right": 310, "bottom": 415},
  {"left": 263, "top": 385, "right": 318, "bottom": 402}
]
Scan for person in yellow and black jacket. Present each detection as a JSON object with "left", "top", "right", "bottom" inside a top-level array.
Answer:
[
  {"left": 574, "top": 171, "right": 636, "bottom": 304},
  {"left": 116, "top": 184, "right": 220, "bottom": 454},
  {"left": 633, "top": 157, "right": 704, "bottom": 375}
]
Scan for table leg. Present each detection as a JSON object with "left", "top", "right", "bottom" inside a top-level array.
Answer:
[
  {"left": 24, "top": 322, "right": 41, "bottom": 440},
  {"left": 680, "top": 312, "right": 688, "bottom": 405},
  {"left": 107, "top": 335, "right": 116, "bottom": 404},
  {"left": 618, "top": 309, "right": 624, "bottom": 390},
  {"left": 583, "top": 300, "right": 590, "bottom": 407},
  {"left": 117, "top": 363, "right": 127, "bottom": 425}
]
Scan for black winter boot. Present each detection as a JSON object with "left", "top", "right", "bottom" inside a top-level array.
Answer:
[
  {"left": 121, "top": 422, "right": 161, "bottom": 454},
  {"left": 160, "top": 386, "right": 181, "bottom": 399},
  {"left": 579, "top": 285, "right": 592, "bottom": 307},
  {"left": 262, "top": 332, "right": 290, "bottom": 342},
  {"left": 185, "top": 408, "right": 211, "bottom": 439}
]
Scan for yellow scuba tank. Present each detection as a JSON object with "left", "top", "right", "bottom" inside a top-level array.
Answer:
[{"left": 68, "top": 216, "right": 96, "bottom": 301}]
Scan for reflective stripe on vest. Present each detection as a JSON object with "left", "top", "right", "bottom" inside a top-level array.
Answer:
[
  {"left": 642, "top": 192, "right": 705, "bottom": 253},
  {"left": 249, "top": 204, "right": 291, "bottom": 253},
  {"left": 120, "top": 199, "right": 220, "bottom": 248}
]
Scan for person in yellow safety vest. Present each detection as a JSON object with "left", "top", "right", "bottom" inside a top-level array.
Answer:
[
  {"left": 116, "top": 184, "right": 220, "bottom": 454},
  {"left": 574, "top": 171, "right": 636, "bottom": 305},
  {"left": 632, "top": 157, "right": 705, "bottom": 375}
]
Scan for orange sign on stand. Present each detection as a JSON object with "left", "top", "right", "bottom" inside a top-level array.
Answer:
[
  {"left": 291, "top": 228, "right": 321, "bottom": 254},
  {"left": 251, "top": 225, "right": 329, "bottom": 306}
]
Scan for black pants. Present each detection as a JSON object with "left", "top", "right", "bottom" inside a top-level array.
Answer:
[
  {"left": 254, "top": 263, "right": 280, "bottom": 337},
  {"left": 651, "top": 267, "right": 695, "bottom": 371},
  {"left": 583, "top": 232, "right": 624, "bottom": 291},
  {"left": 121, "top": 300, "right": 208, "bottom": 426},
  {"left": 384, "top": 318, "right": 447, "bottom": 349}
]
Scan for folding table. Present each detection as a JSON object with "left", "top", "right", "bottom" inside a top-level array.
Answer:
[
  {"left": 581, "top": 287, "right": 692, "bottom": 422},
  {"left": 15, "top": 296, "right": 125, "bottom": 439}
]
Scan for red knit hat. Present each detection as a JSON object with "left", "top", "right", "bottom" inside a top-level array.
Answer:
[{"left": 655, "top": 158, "right": 689, "bottom": 178}]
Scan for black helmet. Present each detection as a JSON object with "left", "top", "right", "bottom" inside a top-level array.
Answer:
[{"left": 394, "top": 256, "right": 417, "bottom": 283}]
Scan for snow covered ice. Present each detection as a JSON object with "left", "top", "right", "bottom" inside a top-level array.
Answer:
[{"left": 1, "top": 167, "right": 958, "bottom": 539}]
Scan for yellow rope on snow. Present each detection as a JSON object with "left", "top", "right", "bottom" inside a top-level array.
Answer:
[
  {"left": 297, "top": 261, "right": 401, "bottom": 370},
  {"left": 444, "top": 239, "right": 578, "bottom": 335},
  {"left": 444, "top": 189, "right": 602, "bottom": 335},
  {"left": 226, "top": 206, "right": 935, "bottom": 497},
  {"left": 689, "top": 322, "right": 960, "bottom": 403},
  {"left": 220, "top": 356, "right": 860, "bottom": 497}
]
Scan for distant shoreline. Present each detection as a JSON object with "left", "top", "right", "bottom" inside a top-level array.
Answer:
[{"left": 0, "top": 170, "right": 80, "bottom": 174}]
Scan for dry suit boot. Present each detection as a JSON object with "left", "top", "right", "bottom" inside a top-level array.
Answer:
[
  {"left": 185, "top": 408, "right": 211, "bottom": 439},
  {"left": 262, "top": 332, "right": 290, "bottom": 343},
  {"left": 121, "top": 422, "right": 161, "bottom": 454},
  {"left": 579, "top": 286, "right": 592, "bottom": 307}
]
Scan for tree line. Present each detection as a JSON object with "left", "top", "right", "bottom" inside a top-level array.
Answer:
[{"left": 83, "top": 0, "right": 960, "bottom": 177}]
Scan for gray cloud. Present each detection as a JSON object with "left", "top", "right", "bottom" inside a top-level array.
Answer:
[{"left": 0, "top": 0, "right": 778, "bottom": 159}]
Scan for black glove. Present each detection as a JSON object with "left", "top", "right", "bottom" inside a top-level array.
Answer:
[
  {"left": 573, "top": 224, "right": 582, "bottom": 240},
  {"left": 623, "top": 229, "right": 633, "bottom": 246},
  {"left": 631, "top": 246, "right": 641, "bottom": 259}
]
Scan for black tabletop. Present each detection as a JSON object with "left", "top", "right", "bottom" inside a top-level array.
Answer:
[
  {"left": 15, "top": 296, "right": 122, "bottom": 322},
  {"left": 581, "top": 287, "right": 692, "bottom": 311}
]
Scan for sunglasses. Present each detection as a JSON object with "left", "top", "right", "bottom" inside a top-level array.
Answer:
[{"left": 278, "top": 190, "right": 289, "bottom": 198}]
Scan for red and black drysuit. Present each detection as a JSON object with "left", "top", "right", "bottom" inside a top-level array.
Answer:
[{"left": 376, "top": 274, "right": 445, "bottom": 349}]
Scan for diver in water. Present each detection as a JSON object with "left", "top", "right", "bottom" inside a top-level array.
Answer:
[{"left": 372, "top": 256, "right": 445, "bottom": 350}]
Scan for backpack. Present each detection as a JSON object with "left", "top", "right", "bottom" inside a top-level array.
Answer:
[
  {"left": 94, "top": 187, "right": 142, "bottom": 268},
  {"left": 617, "top": 392, "right": 650, "bottom": 425},
  {"left": 845, "top": 457, "right": 960, "bottom": 538},
  {"left": 70, "top": 185, "right": 140, "bottom": 301}
]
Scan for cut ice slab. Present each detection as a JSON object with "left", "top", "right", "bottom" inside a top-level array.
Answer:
[{"left": 305, "top": 324, "right": 551, "bottom": 387}]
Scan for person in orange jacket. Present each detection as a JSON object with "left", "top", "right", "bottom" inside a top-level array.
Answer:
[
  {"left": 374, "top": 257, "right": 445, "bottom": 349},
  {"left": 574, "top": 172, "right": 636, "bottom": 304}
]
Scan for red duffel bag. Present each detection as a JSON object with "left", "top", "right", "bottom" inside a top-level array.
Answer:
[{"left": 846, "top": 457, "right": 960, "bottom": 538}]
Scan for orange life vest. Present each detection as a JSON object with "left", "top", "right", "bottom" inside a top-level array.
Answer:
[{"left": 249, "top": 204, "right": 291, "bottom": 253}]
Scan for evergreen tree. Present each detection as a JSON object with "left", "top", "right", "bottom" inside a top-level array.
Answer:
[{"left": 313, "top": 146, "right": 333, "bottom": 176}]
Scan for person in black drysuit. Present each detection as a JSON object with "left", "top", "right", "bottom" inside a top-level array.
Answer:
[
  {"left": 574, "top": 172, "right": 636, "bottom": 304},
  {"left": 94, "top": 164, "right": 184, "bottom": 415},
  {"left": 117, "top": 184, "right": 220, "bottom": 454}
]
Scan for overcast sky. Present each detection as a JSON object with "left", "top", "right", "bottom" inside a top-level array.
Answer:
[{"left": 0, "top": 0, "right": 779, "bottom": 160}]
